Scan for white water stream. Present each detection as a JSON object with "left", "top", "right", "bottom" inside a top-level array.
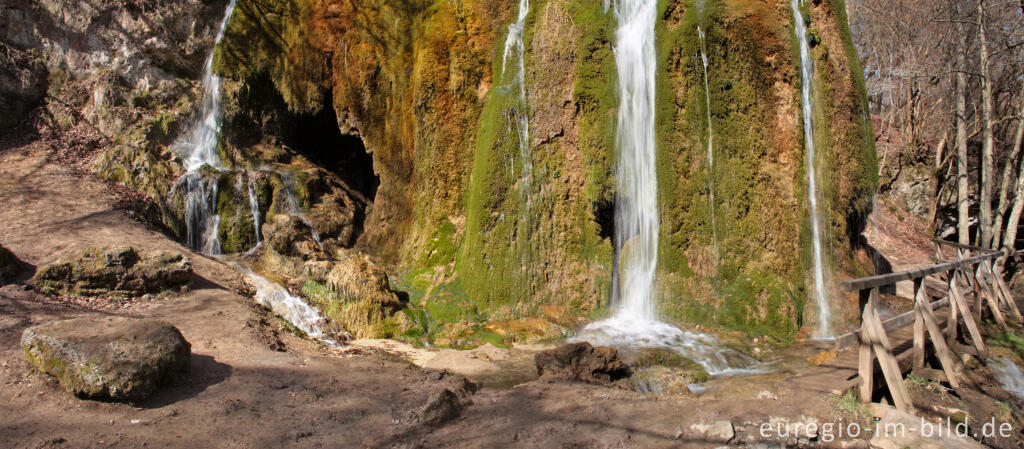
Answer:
[
  {"left": 697, "top": 26, "right": 719, "bottom": 266},
  {"left": 992, "top": 357, "right": 1024, "bottom": 399},
  {"left": 573, "top": 0, "right": 759, "bottom": 376},
  {"left": 791, "top": 0, "right": 831, "bottom": 337}
]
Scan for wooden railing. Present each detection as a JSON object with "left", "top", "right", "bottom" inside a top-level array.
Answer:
[{"left": 835, "top": 241, "right": 1023, "bottom": 412}]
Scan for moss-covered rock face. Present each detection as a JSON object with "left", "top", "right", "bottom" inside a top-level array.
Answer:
[
  {"left": 652, "top": 0, "right": 875, "bottom": 337},
  {"left": 87, "top": 0, "right": 875, "bottom": 342},
  {"left": 21, "top": 317, "right": 190, "bottom": 401}
]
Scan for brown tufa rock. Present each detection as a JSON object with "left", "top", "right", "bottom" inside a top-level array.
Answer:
[
  {"left": 32, "top": 246, "right": 191, "bottom": 297},
  {"left": 301, "top": 250, "right": 410, "bottom": 338},
  {"left": 535, "top": 342, "right": 631, "bottom": 386},
  {"left": 262, "top": 214, "right": 327, "bottom": 261},
  {"left": 22, "top": 316, "right": 190, "bottom": 401}
]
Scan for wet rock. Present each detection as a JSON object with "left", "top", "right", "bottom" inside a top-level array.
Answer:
[
  {"left": 535, "top": 342, "right": 631, "bottom": 386},
  {"left": 630, "top": 366, "right": 694, "bottom": 396},
  {"left": 21, "top": 316, "right": 190, "bottom": 400},
  {"left": 0, "top": 245, "right": 22, "bottom": 285},
  {"left": 484, "top": 317, "right": 565, "bottom": 344},
  {"left": 262, "top": 214, "right": 326, "bottom": 261},
  {"left": 33, "top": 246, "right": 191, "bottom": 297}
]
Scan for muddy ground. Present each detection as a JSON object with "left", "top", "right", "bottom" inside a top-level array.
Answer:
[{"left": 2, "top": 140, "right": 1022, "bottom": 449}]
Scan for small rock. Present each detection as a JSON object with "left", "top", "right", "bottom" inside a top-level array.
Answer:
[
  {"left": 535, "top": 342, "right": 631, "bottom": 386},
  {"left": 757, "top": 390, "right": 777, "bottom": 400},
  {"left": 417, "top": 388, "right": 462, "bottom": 427},
  {"left": 688, "top": 421, "right": 734, "bottom": 443},
  {"left": 868, "top": 406, "right": 983, "bottom": 449},
  {"left": 21, "top": 316, "right": 190, "bottom": 400}
]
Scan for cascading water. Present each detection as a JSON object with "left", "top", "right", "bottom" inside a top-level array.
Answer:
[
  {"left": 501, "top": 0, "right": 535, "bottom": 278},
  {"left": 791, "top": 0, "right": 831, "bottom": 337},
  {"left": 234, "top": 264, "right": 343, "bottom": 347},
  {"left": 697, "top": 26, "right": 719, "bottom": 266},
  {"left": 174, "top": 0, "right": 238, "bottom": 256},
  {"left": 247, "top": 178, "right": 262, "bottom": 248},
  {"left": 611, "top": 0, "right": 658, "bottom": 322},
  {"left": 572, "top": 0, "right": 758, "bottom": 376},
  {"left": 992, "top": 357, "right": 1024, "bottom": 398}
]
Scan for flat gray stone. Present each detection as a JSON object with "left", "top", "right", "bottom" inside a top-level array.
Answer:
[{"left": 22, "top": 316, "right": 190, "bottom": 400}]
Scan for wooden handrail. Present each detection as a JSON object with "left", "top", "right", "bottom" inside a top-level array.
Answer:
[
  {"left": 839, "top": 252, "right": 1001, "bottom": 291},
  {"left": 930, "top": 238, "right": 1000, "bottom": 255}
]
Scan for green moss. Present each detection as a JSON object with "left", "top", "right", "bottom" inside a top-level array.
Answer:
[
  {"left": 215, "top": 173, "right": 258, "bottom": 253},
  {"left": 990, "top": 330, "right": 1024, "bottom": 360},
  {"left": 454, "top": 0, "right": 615, "bottom": 317}
]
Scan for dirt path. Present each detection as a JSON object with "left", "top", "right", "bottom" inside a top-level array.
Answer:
[{"left": 0, "top": 142, "right": 876, "bottom": 448}]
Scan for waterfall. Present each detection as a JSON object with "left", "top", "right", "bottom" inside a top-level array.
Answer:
[
  {"left": 697, "top": 26, "right": 719, "bottom": 266},
  {"left": 572, "top": 0, "right": 759, "bottom": 377},
  {"left": 182, "top": 175, "right": 221, "bottom": 254},
  {"left": 247, "top": 178, "right": 262, "bottom": 247},
  {"left": 501, "top": 0, "right": 535, "bottom": 282},
  {"left": 611, "top": 0, "right": 659, "bottom": 321},
  {"left": 173, "top": 0, "right": 238, "bottom": 255},
  {"left": 791, "top": 0, "right": 831, "bottom": 337}
]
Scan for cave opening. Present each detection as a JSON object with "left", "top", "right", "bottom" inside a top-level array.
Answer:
[{"left": 281, "top": 93, "right": 380, "bottom": 202}]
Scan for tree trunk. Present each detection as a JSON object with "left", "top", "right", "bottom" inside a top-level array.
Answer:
[
  {"left": 993, "top": 102, "right": 1023, "bottom": 247},
  {"left": 978, "top": 0, "right": 995, "bottom": 248},
  {"left": 1000, "top": 84, "right": 1024, "bottom": 258},
  {"left": 955, "top": 18, "right": 970, "bottom": 246}
]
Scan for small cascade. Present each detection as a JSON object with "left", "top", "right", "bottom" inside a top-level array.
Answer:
[
  {"left": 236, "top": 265, "right": 343, "bottom": 347},
  {"left": 173, "top": 0, "right": 238, "bottom": 256},
  {"left": 791, "top": 0, "right": 832, "bottom": 337},
  {"left": 697, "top": 26, "right": 719, "bottom": 266},
  {"left": 182, "top": 174, "right": 221, "bottom": 254},
  {"left": 992, "top": 357, "right": 1024, "bottom": 399},
  {"left": 247, "top": 177, "right": 262, "bottom": 248},
  {"left": 573, "top": 0, "right": 760, "bottom": 376}
]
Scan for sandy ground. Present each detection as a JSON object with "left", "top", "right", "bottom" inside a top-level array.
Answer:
[{"left": 0, "top": 140, "right": 909, "bottom": 448}]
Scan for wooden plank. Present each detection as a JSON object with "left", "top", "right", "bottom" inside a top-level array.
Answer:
[
  {"left": 914, "top": 279, "right": 961, "bottom": 388},
  {"left": 975, "top": 265, "right": 1008, "bottom": 329},
  {"left": 946, "top": 291, "right": 959, "bottom": 340},
  {"left": 834, "top": 296, "right": 950, "bottom": 351},
  {"left": 932, "top": 238, "right": 1001, "bottom": 254},
  {"left": 983, "top": 260, "right": 1023, "bottom": 322},
  {"left": 840, "top": 252, "right": 1002, "bottom": 292},
  {"left": 865, "top": 289, "right": 913, "bottom": 412},
  {"left": 913, "top": 305, "right": 929, "bottom": 369},
  {"left": 950, "top": 279, "right": 988, "bottom": 359}
]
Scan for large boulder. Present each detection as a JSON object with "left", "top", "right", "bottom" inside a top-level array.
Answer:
[
  {"left": 0, "top": 244, "right": 22, "bottom": 285},
  {"left": 33, "top": 246, "right": 191, "bottom": 297},
  {"left": 22, "top": 316, "right": 191, "bottom": 400},
  {"left": 535, "top": 342, "right": 631, "bottom": 386}
]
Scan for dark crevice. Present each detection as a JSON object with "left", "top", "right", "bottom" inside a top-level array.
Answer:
[
  {"left": 594, "top": 198, "right": 616, "bottom": 241},
  {"left": 279, "top": 96, "right": 379, "bottom": 202}
]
